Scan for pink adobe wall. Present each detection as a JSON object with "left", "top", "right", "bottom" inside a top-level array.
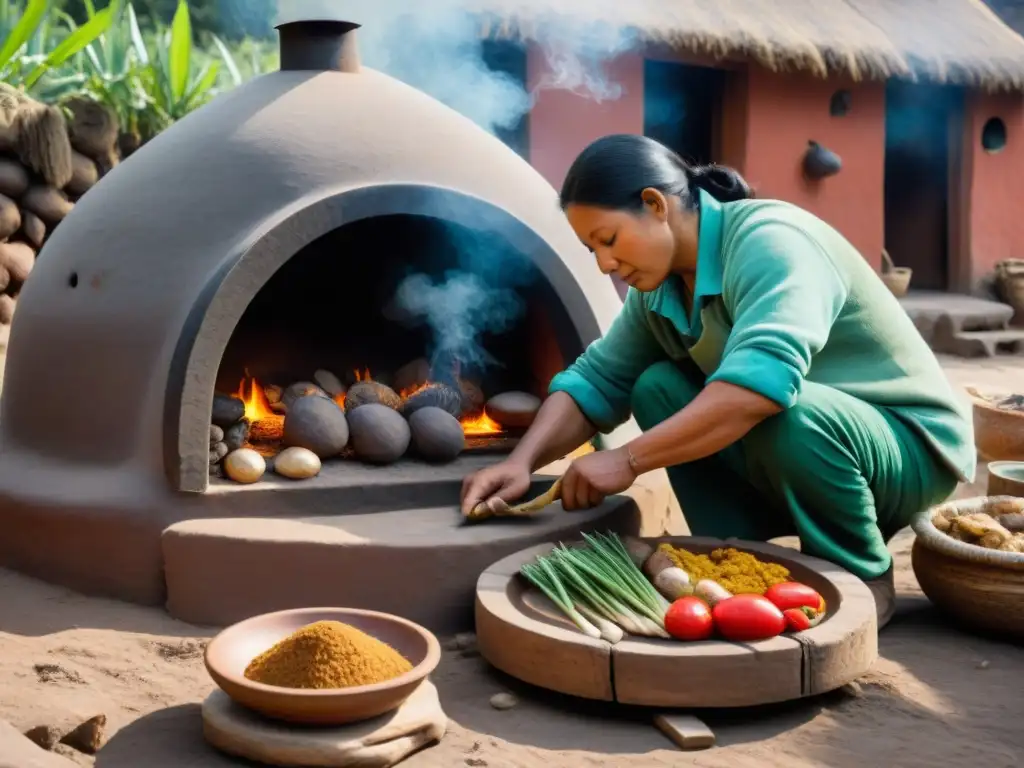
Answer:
[
  {"left": 723, "top": 67, "right": 886, "bottom": 270},
  {"left": 959, "top": 91, "right": 1024, "bottom": 282},
  {"left": 525, "top": 47, "right": 645, "bottom": 190}
]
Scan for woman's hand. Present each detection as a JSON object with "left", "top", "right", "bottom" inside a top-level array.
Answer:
[
  {"left": 561, "top": 447, "right": 637, "bottom": 511},
  {"left": 461, "top": 459, "right": 532, "bottom": 516}
]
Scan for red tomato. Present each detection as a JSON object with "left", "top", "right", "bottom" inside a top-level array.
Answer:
[
  {"left": 712, "top": 594, "right": 785, "bottom": 641},
  {"left": 665, "top": 597, "right": 714, "bottom": 641},
  {"left": 764, "top": 582, "right": 826, "bottom": 614}
]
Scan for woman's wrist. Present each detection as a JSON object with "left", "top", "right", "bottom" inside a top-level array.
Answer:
[{"left": 622, "top": 441, "right": 653, "bottom": 475}]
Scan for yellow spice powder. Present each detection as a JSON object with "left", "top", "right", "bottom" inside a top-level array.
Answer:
[
  {"left": 659, "top": 544, "right": 791, "bottom": 595},
  {"left": 244, "top": 620, "right": 413, "bottom": 689}
]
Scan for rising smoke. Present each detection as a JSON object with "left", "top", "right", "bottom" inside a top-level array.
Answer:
[
  {"left": 262, "top": 0, "right": 638, "bottom": 134},
  {"left": 384, "top": 270, "right": 524, "bottom": 378},
  {"left": 345, "top": 1, "right": 635, "bottom": 374}
]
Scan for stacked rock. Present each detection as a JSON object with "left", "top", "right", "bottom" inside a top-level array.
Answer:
[{"left": 0, "top": 88, "right": 120, "bottom": 327}]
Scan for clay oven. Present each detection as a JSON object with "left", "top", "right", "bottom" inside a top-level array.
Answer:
[{"left": 0, "top": 7, "right": 641, "bottom": 631}]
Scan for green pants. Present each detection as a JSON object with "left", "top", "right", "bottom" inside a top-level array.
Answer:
[{"left": 631, "top": 360, "right": 958, "bottom": 580}]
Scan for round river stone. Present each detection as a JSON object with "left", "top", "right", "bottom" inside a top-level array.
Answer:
[
  {"left": 409, "top": 406, "right": 465, "bottom": 463},
  {"left": 282, "top": 381, "right": 328, "bottom": 409},
  {"left": 348, "top": 403, "right": 411, "bottom": 464},
  {"left": 211, "top": 394, "right": 245, "bottom": 427},
  {"left": 486, "top": 391, "right": 541, "bottom": 428},
  {"left": 402, "top": 383, "right": 462, "bottom": 419},
  {"left": 283, "top": 396, "right": 349, "bottom": 457}
]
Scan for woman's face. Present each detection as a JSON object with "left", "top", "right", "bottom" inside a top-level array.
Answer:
[{"left": 564, "top": 189, "right": 678, "bottom": 292}]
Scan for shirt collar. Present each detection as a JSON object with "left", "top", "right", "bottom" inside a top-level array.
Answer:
[{"left": 647, "top": 188, "right": 726, "bottom": 336}]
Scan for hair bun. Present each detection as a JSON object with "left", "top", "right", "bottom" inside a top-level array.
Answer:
[{"left": 689, "top": 164, "right": 754, "bottom": 204}]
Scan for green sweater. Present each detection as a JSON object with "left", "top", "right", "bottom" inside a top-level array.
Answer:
[{"left": 550, "top": 190, "right": 976, "bottom": 483}]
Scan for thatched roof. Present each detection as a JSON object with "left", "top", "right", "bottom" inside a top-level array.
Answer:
[{"left": 473, "top": 0, "right": 1024, "bottom": 91}]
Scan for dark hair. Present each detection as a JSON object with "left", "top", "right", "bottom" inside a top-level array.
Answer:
[{"left": 559, "top": 134, "right": 753, "bottom": 213}]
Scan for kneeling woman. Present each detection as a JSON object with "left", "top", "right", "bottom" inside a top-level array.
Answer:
[{"left": 461, "top": 134, "right": 975, "bottom": 627}]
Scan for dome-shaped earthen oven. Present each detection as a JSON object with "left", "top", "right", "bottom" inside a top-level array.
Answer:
[{"left": 0, "top": 10, "right": 641, "bottom": 631}]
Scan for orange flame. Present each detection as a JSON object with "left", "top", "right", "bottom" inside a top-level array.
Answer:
[
  {"left": 235, "top": 376, "right": 285, "bottom": 441},
  {"left": 460, "top": 409, "right": 503, "bottom": 435}
]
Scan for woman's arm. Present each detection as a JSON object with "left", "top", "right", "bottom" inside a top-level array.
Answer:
[
  {"left": 625, "top": 381, "right": 780, "bottom": 472},
  {"left": 507, "top": 392, "right": 598, "bottom": 471}
]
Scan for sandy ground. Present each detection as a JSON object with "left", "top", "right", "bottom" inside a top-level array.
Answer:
[{"left": 1, "top": 355, "right": 1022, "bottom": 768}]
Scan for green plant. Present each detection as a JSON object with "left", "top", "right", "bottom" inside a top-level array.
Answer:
[
  {"left": 139, "top": 0, "right": 219, "bottom": 132},
  {"left": 0, "top": 0, "right": 113, "bottom": 97}
]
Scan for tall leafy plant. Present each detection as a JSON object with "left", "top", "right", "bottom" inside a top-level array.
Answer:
[
  {"left": 141, "top": 0, "right": 220, "bottom": 129},
  {"left": 0, "top": 0, "right": 113, "bottom": 96}
]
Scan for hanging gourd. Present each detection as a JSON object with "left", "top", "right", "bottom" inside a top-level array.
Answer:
[{"left": 803, "top": 140, "right": 842, "bottom": 179}]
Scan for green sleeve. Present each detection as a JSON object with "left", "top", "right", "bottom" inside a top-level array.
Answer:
[
  {"left": 707, "top": 221, "right": 849, "bottom": 408},
  {"left": 549, "top": 290, "right": 666, "bottom": 431}
]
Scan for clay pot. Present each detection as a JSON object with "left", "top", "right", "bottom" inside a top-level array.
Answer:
[
  {"left": 313, "top": 369, "right": 345, "bottom": 398},
  {"left": 486, "top": 391, "right": 541, "bottom": 428},
  {"left": 212, "top": 394, "right": 245, "bottom": 428},
  {"left": 283, "top": 381, "right": 328, "bottom": 409},
  {"left": 223, "top": 449, "right": 266, "bottom": 484},
  {"left": 409, "top": 407, "right": 465, "bottom": 463},
  {"left": 803, "top": 141, "right": 842, "bottom": 180},
  {"left": 402, "top": 383, "right": 462, "bottom": 419},
  {"left": 283, "top": 396, "right": 349, "bottom": 457},
  {"left": 274, "top": 446, "right": 322, "bottom": 479},
  {"left": 345, "top": 380, "right": 402, "bottom": 413},
  {"left": 348, "top": 403, "right": 411, "bottom": 464}
]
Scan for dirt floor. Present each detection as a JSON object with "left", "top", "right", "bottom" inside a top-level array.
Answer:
[{"left": 1, "top": 355, "right": 1022, "bottom": 768}]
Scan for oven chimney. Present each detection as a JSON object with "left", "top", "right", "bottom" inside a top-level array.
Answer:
[{"left": 275, "top": 0, "right": 361, "bottom": 73}]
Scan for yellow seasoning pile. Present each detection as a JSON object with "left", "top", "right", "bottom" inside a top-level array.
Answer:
[
  {"left": 658, "top": 544, "right": 790, "bottom": 595},
  {"left": 244, "top": 620, "right": 413, "bottom": 689}
]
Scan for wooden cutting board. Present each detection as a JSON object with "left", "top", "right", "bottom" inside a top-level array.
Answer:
[{"left": 202, "top": 680, "right": 447, "bottom": 767}]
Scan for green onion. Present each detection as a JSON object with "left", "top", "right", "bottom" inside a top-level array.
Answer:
[
  {"left": 520, "top": 561, "right": 600, "bottom": 638},
  {"left": 522, "top": 533, "right": 673, "bottom": 640}
]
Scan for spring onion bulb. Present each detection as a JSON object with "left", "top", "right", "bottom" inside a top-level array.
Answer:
[{"left": 575, "top": 602, "right": 624, "bottom": 644}]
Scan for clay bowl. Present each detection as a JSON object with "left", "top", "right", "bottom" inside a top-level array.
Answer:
[
  {"left": 967, "top": 387, "right": 1024, "bottom": 461},
  {"left": 987, "top": 461, "right": 1024, "bottom": 497},
  {"left": 204, "top": 607, "right": 441, "bottom": 725},
  {"left": 911, "top": 498, "right": 1024, "bottom": 642}
]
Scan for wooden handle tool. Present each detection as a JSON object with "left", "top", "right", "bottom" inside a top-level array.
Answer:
[{"left": 465, "top": 478, "right": 563, "bottom": 522}]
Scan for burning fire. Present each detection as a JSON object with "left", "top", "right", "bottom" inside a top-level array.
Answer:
[
  {"left": 236, "top": 368, "right": 505, "bottom": 439},
  {"left": 461, "top": 409, "right": 504, "bottom": 435},
  {"left": 236, "top": 376, "right": 285, "bottom": 442}
]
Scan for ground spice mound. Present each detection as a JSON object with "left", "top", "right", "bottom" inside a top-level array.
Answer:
[
  {"left": 243, "top": 620, "right": 413, "bottom": 689},
  {"left": 659, "top": 544, "right": 791, "bottom": 594}
]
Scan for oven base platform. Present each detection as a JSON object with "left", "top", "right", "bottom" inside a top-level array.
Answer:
[{"left": 163, "top": 497, "right": 640, "bottom": 633}]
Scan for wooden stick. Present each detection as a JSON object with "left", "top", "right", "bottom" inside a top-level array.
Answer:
[{"left": 465, "top": 478, "right": 563, "bottom": 522}]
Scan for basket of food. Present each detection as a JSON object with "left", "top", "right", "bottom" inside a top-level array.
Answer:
[
  {"left": 966, "top": 388, "right": 1024, "bottom": 461},
  {"left": 475, "top": 533, "right": 877, "bottom": 709},
  {"left": 911, "top": 497, "right": 1024, "bottom": 640}
]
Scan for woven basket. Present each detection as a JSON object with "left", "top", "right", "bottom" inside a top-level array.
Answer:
[
  {"left": 911, "top": 497, "right": 1024, "bottom": 641},
  {"left": 967, "top": 386, "right": 1024, "bottom": 461},
  {"left": 879, "top": 249, "right": 912, "bottom": 297}
]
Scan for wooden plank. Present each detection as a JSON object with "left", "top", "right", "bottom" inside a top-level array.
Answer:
[{"left": 654, "top": 713, "right": 716, "bottom": 751}]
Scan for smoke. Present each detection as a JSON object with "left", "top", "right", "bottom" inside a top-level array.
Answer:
[
  {"left": 384, "top": 271, "right": 524, "bottom": 377},
  {"left": 271, "top": 0, "right": 639, "bottom": 135}
]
